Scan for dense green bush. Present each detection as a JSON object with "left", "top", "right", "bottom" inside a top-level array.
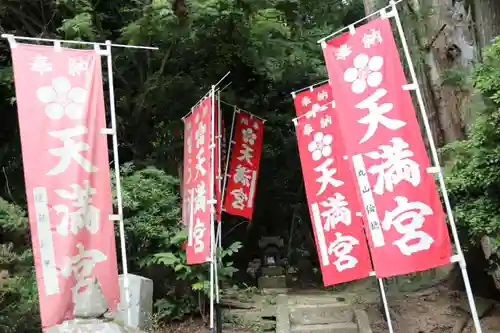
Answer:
[
  {"left": 0, "top": 164, "right": 241, "bottom": 329},
  {"left": 114, "top": 163, "right": 242, "bottom": 321},
  {"left": 0, "top": 198, "right": 40, "bottom": 333}
]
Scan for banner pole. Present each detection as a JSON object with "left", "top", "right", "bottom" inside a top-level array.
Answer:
[
  {"left": 361, "top": 226, "right": 394, "bottom": 333},
  {"left": 221, "top": 108, "right": 238, "bottom": 209},
  {"left": 1, "top": 34, "right": 158, "bottom": 50},
  {"left": 388, "top": 2, "right": 483, "bottom": 332},
  {"left": 216, "top": 89, "right": 223, "bottom": 251},
  {"left": 215, "top": 89, "right": 223, "bottom": 333},
  {"left": 290, "top": 79, "right": 330, "bottom": 97},
  {"left": 377, "top": 278, "right": 394, "bottom": 333},
  {"left": 105, "top": 40, "right": 132, "bottom": 326},
  {"left": 209, "top": 84, "right": 217, "bottom": 333},
  {"left": 219, "top": 101, "right": 266, "bottom": 123}
]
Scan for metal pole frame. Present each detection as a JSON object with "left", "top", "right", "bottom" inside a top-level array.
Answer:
[
  {"left": 385, "top": 2, "right": 483, "bottom": 331},
  {"left": 105, "top": 40, "right": 133, "bottom": 327},
  {"left": 1, "top": 33, "right": 158, "bottom": 50},
  {"left": 214, "top": 89, "right": 223, "bottom": 333},
  {"left": 209, "top": 85, "right": 216, "bottom": 333},
  {"left": 187, "top": 72, "right": 230, "bottom": 333},
  {"left": 220, "top": 108, "right": 238, "bottom": 212}
]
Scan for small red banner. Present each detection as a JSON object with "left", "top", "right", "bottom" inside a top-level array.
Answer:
[
  {"left": 293, "top": 84, "right": 373, "bottom": 286},
  {"left": 223, "top": 111, "right": 264, "bottom": 220},
  {"left": 185, "top": 97, "right": 213, "bottom": 264}
]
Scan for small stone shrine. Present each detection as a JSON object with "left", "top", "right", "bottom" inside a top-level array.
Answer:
[{"left": 257, "top": 236, "right": 288, "bottom": 293}]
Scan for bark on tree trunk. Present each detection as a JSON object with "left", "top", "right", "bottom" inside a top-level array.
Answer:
[{"left": 471, "top": 0, "right": 500, "bottom": 52}]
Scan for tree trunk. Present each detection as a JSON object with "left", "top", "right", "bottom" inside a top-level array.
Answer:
[{"left": 471, "top": 0, "right": 500, "bottom": 52}]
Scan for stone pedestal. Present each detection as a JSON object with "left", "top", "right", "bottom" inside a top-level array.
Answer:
[
  {"left": 257, "top": 236, "right": 288, "bottom": 293},
  {"left": 114, "top": 274, "right": 153, "bottom": 332},
  {"left": 73, "top": 277, "right": 108, "bottom": 318},
  {"left": 258, "top": 275, "right": 287, "bottom": 289},
  {"left": 46, "top": 318, "right": 145, "bottom": 333}
]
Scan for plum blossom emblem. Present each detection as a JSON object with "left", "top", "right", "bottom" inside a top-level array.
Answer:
[
  {"left": 37, "top": 77, "right": 87, "bottom": 120},
  {"left": 308, "top": 132, "right": 333, "bottom": 161},
  {"left": 344, "top": 54, "right": 384, "bottom": 94}
]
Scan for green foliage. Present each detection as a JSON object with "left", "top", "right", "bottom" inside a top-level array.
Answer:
[
  {"left": 0, "top": 198, "right": 39, "bottom": 333},
  {"left": 113, "top": 163, "right": 181, "bottom": 269},
  {"left": 442, "top": 37, "right": 500, "bottom": 248},
  {"left": 116, "top": 164, "right": 242, "bottom": 321},
  {"left": 152, "top": 241, "right": 242, "bottom": 321}
]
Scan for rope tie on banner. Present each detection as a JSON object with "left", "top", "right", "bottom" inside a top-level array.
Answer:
[
  {"left": 219, "top": 100, "right": 267, "bottom": 123},
  {"left": 181, "top": 72, "right": 231, "bottom": 120},
  {"left": 290, "top": 78, "right": 330, "bottom": 97},
  {"left": 53, "top": 41, "right": 62, "bottom": 52}
]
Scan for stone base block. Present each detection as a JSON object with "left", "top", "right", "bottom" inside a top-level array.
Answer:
[
  {"left": 289, "top": 303, "right": 354, "bottom": 325},
  {"left": 46, "top": 318, "right": 145, "bottom": 333},
  {"left": 261, "top": 288, "right": 290, "bottom": 295},
  {"left": 258, "top": 275, "right": 287, "bottom": 289},
  {"left": 354, "top": 309, "right": 372, "bottom": 333},
  {"left": 114, "top": 274, "right": 153, "bottom": 331},
  {"left": 261, "top": 266, "right": 285, "bottom": 276}
]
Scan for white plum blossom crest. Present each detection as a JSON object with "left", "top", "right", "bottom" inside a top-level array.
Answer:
[
  {"left": 37, "top": 77, "right": 87, "bottom": 120},
  {"left": 308, "top": 132, "right": 333, "bottom": 161},
  {"left": 344, "top": 54, "right": 384, "bottom": 94},
  {"left": 301, "top": 96, "right": 311, "bottom": 107}
]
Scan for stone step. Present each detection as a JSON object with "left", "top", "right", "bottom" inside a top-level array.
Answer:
[
  {"left": 291, "top": 322, "right": 358, "bottom": 333},
  {"left": 261, "top": 265, "right": 285, "bottom": 276},
  {"left": 258, "top": 275, "right": 287, "bottom": 289},
  {"left": 289, "top": 303, "right": 354, "bottom": 325}
]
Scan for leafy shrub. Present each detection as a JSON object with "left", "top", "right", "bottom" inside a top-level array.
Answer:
[
  {"left": 0, "top": 198, "right": 40, "bottom": 333},
  {"left": 113, "top": 163, "right": 182, "bottom": 270},
  {"left": 115, "top": 164, "right": 242, "bottom": 321},
  {"left": 0, "top": 163, "right": 242, "bottom": 329},
  {"left": 442, "top": 38, "right": 500, "bottom": 251}
]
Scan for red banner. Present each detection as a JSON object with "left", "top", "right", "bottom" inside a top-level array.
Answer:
[
  {"left": 293, "top": 84, "right": 373, "bottom": 286},
  {"left": 10, "top": 44, "right": 119, "bottom": 328},
  {"left": 186, "top": 97, "right": 213, "bottom": 264},
  {"left": 223, "top": 111, "right": 263, "bottom": 220},
  {"left": 322, "top": 18, "right": 451, "bottom": 278},
  {"left": 293, "top": 83, "right": 333, "bottom": 117}
]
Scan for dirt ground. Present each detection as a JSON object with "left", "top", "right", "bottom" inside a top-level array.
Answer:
[
  {"left": 155, "top": 319, "right": 248, "bottom": 333},
  {"left": 362, "top": 285, "right": 500, "bottom": 333}
]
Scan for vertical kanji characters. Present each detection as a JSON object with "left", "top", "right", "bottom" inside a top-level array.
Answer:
[
  {"left": 223, "top": 111, "right": 264, "bottom": 220},
  {"left": 322, "top": 17, "right": 451, "bottom": 278},
  {"left": 11, "top": 44, "right": 120, "bottom": 328},
  {"left": 293, "top": 83, "right": 372, "bottom": 286},
  {"left": 186, "top": 97, "right": 213, "bottom": 264}
]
